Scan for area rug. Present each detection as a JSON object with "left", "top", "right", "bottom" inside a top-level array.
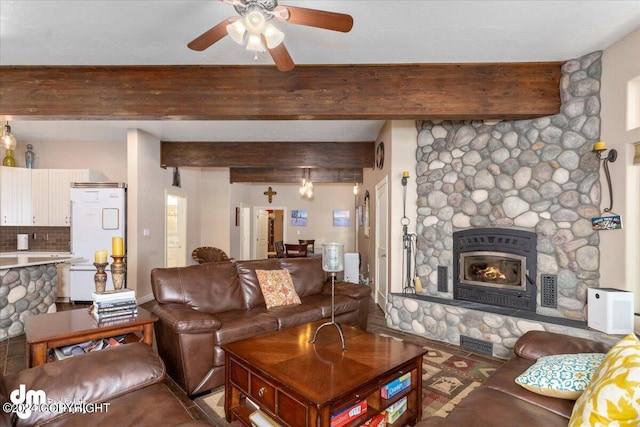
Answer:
[{"left": 194, "top": 337, "right": 504, "bottom": 426}]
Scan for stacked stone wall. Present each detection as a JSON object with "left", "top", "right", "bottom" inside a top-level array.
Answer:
[{"left": 413, "top": 51, "right": 603, "bottom": 321}]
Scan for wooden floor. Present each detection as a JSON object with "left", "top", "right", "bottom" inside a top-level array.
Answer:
[{"left": 0, "top": 297, "right": 502, "bottom": 422}]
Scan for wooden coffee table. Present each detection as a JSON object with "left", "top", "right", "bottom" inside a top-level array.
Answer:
[
  {"left": 24, "top": 306, "right": 158, "bottom": 368},
  {"left": 223, "top": 321, "right": 427, "bottom": 427}
]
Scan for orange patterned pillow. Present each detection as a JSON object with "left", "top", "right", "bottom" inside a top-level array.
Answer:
[{"left": 256, "top": 269, "right": 302, "bottom": 309}]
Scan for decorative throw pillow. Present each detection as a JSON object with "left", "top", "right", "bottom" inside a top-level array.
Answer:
[
  {"left": 568, "top": 333, "right": 640, "bottom": 427},
  {"left": 256, "top": 269, "right": 302, "bottom": 309},
  {"left": 515, "top": 353, "right": 605, "bottom": 399}
]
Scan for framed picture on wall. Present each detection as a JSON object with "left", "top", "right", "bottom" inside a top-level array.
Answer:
[
  {"left": 333, "top": 210, "right": 350, "bottom": 227},
  {"left": 291, "top": 210, "right": 308, "bottom": 226}
]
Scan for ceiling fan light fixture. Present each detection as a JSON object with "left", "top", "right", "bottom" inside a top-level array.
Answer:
[
  {"left": 246, "top": 33, "right": 265, "bottom": 52},
  {"left": 263, "top": 23, "right": 284, "bottom": 48},
  {"left": 227, "top": 19, "right": 247, "bottom": 45},
  {"left": 245, "top": 10, "right": 267, "bottom": 34}
]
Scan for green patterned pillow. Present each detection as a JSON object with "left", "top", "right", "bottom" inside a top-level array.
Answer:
[
  {"left": 569, "top": 333, "right": 640, "bottom": 427},
  {"left": 515, "top": 353, "right": 605, "bottom": 399}
]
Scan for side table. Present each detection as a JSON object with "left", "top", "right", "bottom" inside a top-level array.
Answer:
[{"left": 24, "top": 306, "right": 158, "bottom": 367}]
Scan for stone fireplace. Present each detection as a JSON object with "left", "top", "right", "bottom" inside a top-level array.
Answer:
[
  {"left": 453, "top": 228, "right": 537, "bottom": 312},
  {"left": 384, "top": 51, "right": 617, "bottom": 358}
]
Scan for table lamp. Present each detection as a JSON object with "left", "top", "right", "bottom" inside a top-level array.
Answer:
[{"left": 310, "top": 242, "right": 347, "bottom": 351}]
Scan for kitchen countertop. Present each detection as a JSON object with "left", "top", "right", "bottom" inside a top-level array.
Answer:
[{"left": 0, "top": 252, "right": 84, "bottom": 269}]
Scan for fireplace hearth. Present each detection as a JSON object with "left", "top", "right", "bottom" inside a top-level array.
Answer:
[{"left": 453, "top": 228, "right": 537, "bottom": 312}]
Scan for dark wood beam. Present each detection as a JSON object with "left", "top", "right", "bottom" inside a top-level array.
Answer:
[
  {"left": 230, "top": 168, "right": 363, "bottom": 184},
  {"left": 0, "top": 63, "right": 562, "bottom": 121},
  {"left": 160, "top": 141, "right": 375, "bottom": 168}
]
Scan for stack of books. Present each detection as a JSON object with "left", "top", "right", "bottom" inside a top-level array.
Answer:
[{"left": 90, "top": 289, "right": 137, "bottom": 324}]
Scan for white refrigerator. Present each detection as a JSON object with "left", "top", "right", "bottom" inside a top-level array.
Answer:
[{"left": 69, "top": 183, "right": 126, "bottom": 302}]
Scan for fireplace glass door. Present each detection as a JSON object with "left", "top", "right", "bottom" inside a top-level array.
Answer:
[{"left": 459, "top": 251, "right": 526, "bottom": 290}]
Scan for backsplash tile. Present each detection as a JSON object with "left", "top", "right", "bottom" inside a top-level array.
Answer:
[{"left": 0, "top": 226, "right": 71, "bottom": 252}]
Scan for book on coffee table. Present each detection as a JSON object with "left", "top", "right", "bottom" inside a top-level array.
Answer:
[{"left": 249, "top": 409, "right": 281, "bottom": 427}]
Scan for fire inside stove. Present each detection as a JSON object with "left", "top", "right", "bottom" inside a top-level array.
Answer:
[{"left": 460, "top": 252, "right": 525, "bottom": 289}]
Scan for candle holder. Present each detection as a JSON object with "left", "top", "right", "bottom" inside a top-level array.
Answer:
[
  {"left": 310, "top": 243, "right": 347, "bottom": 351},
  {"left": 93, "top": 263, "right": 108, "bottom": 293},
  {"left": 110, "top": 255, "right": 126, "bottom": 290}
]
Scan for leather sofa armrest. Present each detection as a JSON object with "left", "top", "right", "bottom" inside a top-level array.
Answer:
[
  {"left": 152, "top": 303, "right": 221, "bottom": 333},
  {"left": 5, "top": 343, "right": 164, "bottom": 427},
  {"left": 325, "top": 281, "right": 372, "bottom": 300},
  {"left": 514, "top": 330, "right": 612, "bottom": 360}
]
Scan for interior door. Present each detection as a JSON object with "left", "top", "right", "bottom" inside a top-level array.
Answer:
[
  {"left": 375, "top": 176, "right": 389, "bottom": 309},
  {"left": 165, "top": 193, "right": 187, "bottom": 267},
  {"left": 254, "top": 209, "right": 269, "bottom": 260}
]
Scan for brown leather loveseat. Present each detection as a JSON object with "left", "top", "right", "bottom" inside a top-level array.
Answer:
[
  {"left": 0, "top": 343, "right": 211, "bottom": 427},
  {"left": 150, "top": 257, "right": 371, "bottom": 396},
  {"left": 418, "top": 330, "right": 613, "bottom": 427}
]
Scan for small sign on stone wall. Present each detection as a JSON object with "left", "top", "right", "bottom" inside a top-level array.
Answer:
[{"left": 591, "top": 214, "right": 622, "bottom": 231}]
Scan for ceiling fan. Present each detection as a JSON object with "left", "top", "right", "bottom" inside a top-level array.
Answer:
[{"left": 188, "top": 0, "right": 353, "bottom": 72}]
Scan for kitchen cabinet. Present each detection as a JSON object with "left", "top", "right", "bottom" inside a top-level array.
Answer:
[
  {"left": 31, "top": 169, "right": 49, "bottom": 226},
  {"left": 48, "top": 169, "right": 105, "bottom": 226},
  {"left": 2, "top": 167, "right": 107, "bottom": 227},
  {"left": 0, "top": 166, "right": 32, "bottom": 226}
]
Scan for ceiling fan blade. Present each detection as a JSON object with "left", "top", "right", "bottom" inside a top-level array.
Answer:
[
  {"left": 277, "top": 6, "right": 353, "bottom": 33},
  {"left": 266, "top": 41, "right": 295, "bottom": 72},
  {"left": 188, "top": 18, "right": 235, "bottom": 51}
]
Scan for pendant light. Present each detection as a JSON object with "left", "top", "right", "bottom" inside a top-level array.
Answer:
[{"left": 299, "top": 168, "right": 313, "bottom": 199}]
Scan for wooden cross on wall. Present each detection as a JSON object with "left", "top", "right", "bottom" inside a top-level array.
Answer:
[{"left": 264, "top": 186, "right": 277, "bottom": 203}]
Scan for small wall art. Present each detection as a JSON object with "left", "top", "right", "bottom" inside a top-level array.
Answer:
[
  {"left": 591, "top": 214, "right": 622, "bottom": 231},
  {"left": 333, "top": 209, "right": 350, "bottom": 227},
  {"left": 291, "top": 210, "right": 308, "bottom": 227}
]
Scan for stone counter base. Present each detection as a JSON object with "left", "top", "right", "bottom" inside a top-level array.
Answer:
[{"left": 0, "top": 265, "right": 58, "bottom": 341}]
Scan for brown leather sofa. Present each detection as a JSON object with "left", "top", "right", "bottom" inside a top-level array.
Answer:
[
  {"left": 0, "top": 343, "right": 211, "bottom": 427},
  {"left": 150, "top": 257, "right": 371, "bottom": 396},
  {"left": 418, "top": 330, "right": 613, "bottom": 427}
]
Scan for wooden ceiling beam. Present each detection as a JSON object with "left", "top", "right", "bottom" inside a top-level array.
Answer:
[
  {"left": 160, "top": 141, "right": 375, "bottom": 168},
  {"left": 0, "top": 63, "right": 562, "bottom": 120},
  {"left": 230, "top": 168, "right": 363, "bottom": 184}
]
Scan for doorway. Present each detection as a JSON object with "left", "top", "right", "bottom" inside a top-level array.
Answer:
[
  {"left": 253, "top": 208, "right": 269, "bottom": 260},
  {"left": 240, "top": 205, "right": 251, "bottom": 260},
  {"left": 267, "top": 209, "right": 284, "bottom": 252},
  {"left": 375, "top": 176, "right": 389, "bottom": 309},
  {"left": 252, "top": 206, "right": 286, "bottom": 259},
  {"left": 165, "top": 193, "right": 187, "bottom": 267}
]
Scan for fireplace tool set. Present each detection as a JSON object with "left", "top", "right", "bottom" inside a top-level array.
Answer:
[{"left": 401, "top": 172, "right": 419, "bottom": 294}]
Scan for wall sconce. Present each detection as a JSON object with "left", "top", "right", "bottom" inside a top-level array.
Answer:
[{"left": 593, "top": 141, "right": 617, "bottom": 213}]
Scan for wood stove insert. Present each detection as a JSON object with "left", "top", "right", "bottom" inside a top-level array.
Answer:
[{"left": 453, "top": 228, "right": 537, "bottom": 312}]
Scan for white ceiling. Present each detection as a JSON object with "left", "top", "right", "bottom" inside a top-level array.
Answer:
[{"left": 1, "top": 0, "right": 639, "bottom": 144}]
